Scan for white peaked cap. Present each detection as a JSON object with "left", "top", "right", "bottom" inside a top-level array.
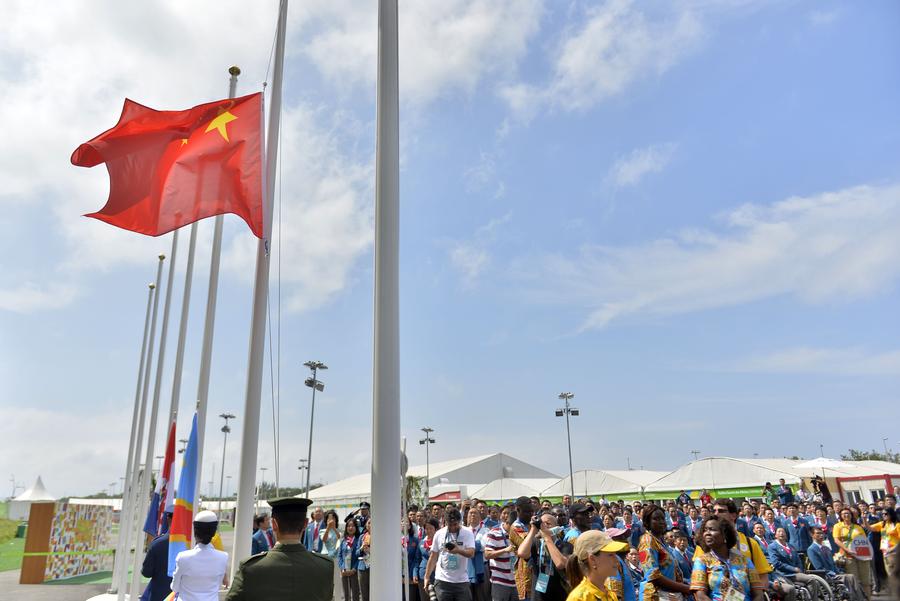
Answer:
[{"left": 194, "top": 510, "right": 218, "bottom": 523}]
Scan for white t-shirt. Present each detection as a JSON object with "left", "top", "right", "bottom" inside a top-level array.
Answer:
[{"left": 431, "top": 526, "right": 475, "bottom": 584}]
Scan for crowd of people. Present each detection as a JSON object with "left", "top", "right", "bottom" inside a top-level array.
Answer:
[
  {"left": 142, "top": 480, "right": 900, "bottom": 601},
  {"left": 285, "top": 480, "right": 898, "bottom": 601}
]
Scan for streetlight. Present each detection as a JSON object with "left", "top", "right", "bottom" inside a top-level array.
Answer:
[
  {"left": 690, "top": 450, "right": 700, "bottom": 461},
  {"left": 419, "top": 427, "right": 435, "bottom": 504},
  {"left": 555, "top": 392, "right": 578, "bottom": 501},
  {"left": 155, "top": 455, "right": 164, "bottom": 476},
  {"left": 303, "top": 360, "right": 327, "bottom": 498},
  {"left": 883, "top": 437, "right": 890, "bottom": 457},
  {"left": 217, "top": 413, "right": 236, "bottom": 519},
  {"left": 178, "top": 438, "right": 189, "bottom": 454}
]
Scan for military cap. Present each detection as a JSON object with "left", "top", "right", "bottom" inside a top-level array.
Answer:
[
  {"left": 194, "top": 510, "right": 218, "bottom": 523},
  {"left": 268, "top": 497, "right": 313, "bottom": 515},
  {"left": 359, "top": 501, "right": 371, "bottom": 509}
]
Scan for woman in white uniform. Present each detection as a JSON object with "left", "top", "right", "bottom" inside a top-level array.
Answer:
[{"left": 171, "top": 510, "right": 229, "bottom": 601}]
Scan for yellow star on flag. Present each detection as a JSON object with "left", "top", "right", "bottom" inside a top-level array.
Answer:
[
  {"left": 181, "top": 138, "right": 189, "bottom": 146},
  {"left": 205, "top": 111, "right": 237, "bottom": 142}
]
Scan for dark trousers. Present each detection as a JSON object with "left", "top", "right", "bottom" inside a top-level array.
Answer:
[
  {"left": 341, "top": 572, "right": 360, "bottom": 601},
  {"left": 358, "top": 569, "right": 370, "bottom": 601},
  {"left": 491, "top": 583, "right": 519, "bottom": 601},
  {"left": 435, "top": 580, "right": 473, "bottom": 601}
]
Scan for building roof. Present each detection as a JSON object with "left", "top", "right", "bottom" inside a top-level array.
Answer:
[
  {"left": 468, "top": 478, "right": 561, "bottom": 501},
  {"left": 643, "top": 457, "right": 801, "bottom": 493},
  {"left": 308, "top": 453, "right": 558, "bottom": 502},
  {"left": 541, "top": 469, "right": 669, "bottom": 497}
]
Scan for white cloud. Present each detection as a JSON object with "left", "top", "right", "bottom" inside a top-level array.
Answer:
[
  {"left": 809, "top": 9, "right": 840, "bottom": 27},
  {"left": 501, "top": 0, "right": 703, "bottom": 116},
  {"left": 606, "top": 143, "right": 677, "bottom": 188},
  {"left": 448, "top": 212, "right": 513, "bottom": 286},
  {"left": 298, "top": 0, "right": 543, "bottom": 106},
  {"left": 723, "top": 346, "right": 900, "bottom": 376},
  {"left": 520, "top": 183, "right": 900, "bottom": 330},
  {"left": 0, "top": 282, "right": 79, "bottom": 313},
  {"left": 223, "top": 104, "right": 374, "bottom": 312}
]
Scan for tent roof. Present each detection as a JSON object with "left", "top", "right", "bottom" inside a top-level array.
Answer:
[
  {"left": 308, "top": 453, "right": 558, "bottom": 501},
  {"left": 541, "top": 469, "right": 668, "bottom": 497},
  {"left": 13, "top": 476, "right": 56, "bottom": 501},
  {"left": 741, "top": 458, "right": 900, "bottom": 479},
  {"left": 468, "top": 478, "right": 561, "bottom": 501},
  {"left": 644, "top": 457, "right": 800, "bottom": 492}
]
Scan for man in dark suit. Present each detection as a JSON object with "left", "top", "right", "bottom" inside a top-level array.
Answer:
[
  {"left": 807, "top": 527, "right": 865, "bottom": 601},
  {"left": 251, "top": 513, "right": 274, "bottom": 554},
  {"left": 140, "top": 512, "right": 173, "bottom": 601}
]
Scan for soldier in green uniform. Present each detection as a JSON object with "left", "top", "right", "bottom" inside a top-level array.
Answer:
[{"left": 227, "top": 497, "right": 334, "bottom": 600}]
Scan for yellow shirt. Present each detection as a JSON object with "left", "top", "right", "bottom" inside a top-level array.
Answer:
[
  {"left": 692, "top": 532, "right": 772, "bottom": 576},
  {"left": 567, "top": 576, "right": 618, "bottom": 601},
  {"left": 870, "top": 521, "right": 900, "bottom": 551},
  {"left": 832, "top": 522, "right": 866, "bottom": 554}
]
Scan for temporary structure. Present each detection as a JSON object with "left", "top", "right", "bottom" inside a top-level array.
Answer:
[
  {"left": 643, "top": 457, "right": 800, "bottom": 499},
  {"left": 8, "top": 476, "right": 56, "bottom": 521},
  {"left": 541, "top": 469, "right": 669, "bottom": 501},
  {"left": 468, "top": 478, "right": 561, "bottom": 503},
  {"left": 307, "top": 453, "right": 558, "bottom": 514}
]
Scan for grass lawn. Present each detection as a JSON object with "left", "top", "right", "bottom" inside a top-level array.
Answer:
[
  {"left": 0, "top": 501, "right": 7, "bottom": 519},
  {"left": 0, "top": 537, "right": 24, "bottom": 572}
]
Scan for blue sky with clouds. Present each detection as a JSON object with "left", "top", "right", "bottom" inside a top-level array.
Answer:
[{"left": 1, "top": 0, "right": 899, "bottom": 497}]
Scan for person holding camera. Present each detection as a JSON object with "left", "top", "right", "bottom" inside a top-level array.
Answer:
[{"left": 424, "top": 508, "right": 477, "bottom": 601}]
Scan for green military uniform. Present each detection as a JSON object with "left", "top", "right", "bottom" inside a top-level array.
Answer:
[{"left": 227, "top": 497, "right": 334, "bottom": 601}]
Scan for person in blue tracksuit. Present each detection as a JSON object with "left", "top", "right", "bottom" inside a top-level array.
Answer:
[
  {"left": 406, "top": 523, "right": 422, "bottom": 601},
  {"left": 782, "top": 505, "right": 812, "bottom": 553},
  {"left": 338, "top": 520, "right": 362, "bottom": 601},
  {"left": 768, "top": 527, "right": 827, "bottom": 601},
  {"left": 808, "top": 526, "right": 864, "bottom": 601}
]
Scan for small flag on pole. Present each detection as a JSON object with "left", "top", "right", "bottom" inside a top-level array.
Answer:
[
  {"left": 167, "top": 412, "right": 198, "bottom": 576},
  {"left": 71, "top": 92, "right": 264, "bottom": 237},
  {"left": 143, "top": 418, "right": 176, "bottom": 537}
]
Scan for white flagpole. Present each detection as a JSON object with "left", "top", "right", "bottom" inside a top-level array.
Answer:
[
  {"left": 167, "top": 222, "right": 197, "bottom": 425},
  {"left": 117, "top": 253, "right": 165, "bottom": 600},
  {"left": 108, "top": 281, "right": 155, "bottom": 595},
  {"left": 191, "top": 65, "right": 242, "bottom": 518},
  {"left": 371, "top": 2, "right": 401, "bottom": 601},
  {"left": 231, "top": 0, "right": 286, "bottom": 575},
  {"left": 130, "top": 232, "right": 178, "bottom": 599}
]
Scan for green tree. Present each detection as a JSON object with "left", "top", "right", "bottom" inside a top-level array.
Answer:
[{"left": 841, "top": 449, "right": 900, "bottom": 463}]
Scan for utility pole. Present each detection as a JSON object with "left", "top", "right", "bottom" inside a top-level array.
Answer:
[
  {"left": 217, "top": 413, "right": 236, "bottom": 519},
  {"left": 691, "top": 450, "right": 700, "bottom": 461}
]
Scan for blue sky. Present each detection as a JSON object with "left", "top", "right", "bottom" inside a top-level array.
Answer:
[{"left": 1, "top": 0, "right": 899, "bottom": 497}]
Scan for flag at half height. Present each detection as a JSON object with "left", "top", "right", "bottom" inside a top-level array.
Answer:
[
  {"left": 71, "top": 92, "right": 264, "bottom": 237},
  {"left": 143, "top": 418, "right": 177, "bottom": 537},
  {"left": 167, "top": 412, "right": 198, "bottom": 576}
]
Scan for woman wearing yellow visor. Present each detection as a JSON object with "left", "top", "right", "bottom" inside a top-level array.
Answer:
[{"left": 566, "top": 530, "right": 630, "bottom": 601}]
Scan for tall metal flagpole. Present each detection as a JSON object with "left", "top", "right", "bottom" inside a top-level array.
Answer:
[
  {"left": 168, "top": 222, "right": 198, "bottom": 425},
  {"left": 231, "top": 0, "right": 286, "bottom": 575},
  {"left": 191, "top": 66, "right": 241, "bottom": 519},
  {"left": 371, "top": 2, "right": 401, "bottom": 601},
  {"left": 130, "top": 232, "right": 179, "bottom": 599},
  {"left": 117, "top": 253, "right": 165, "bottom": 600},
  {"left": 108, "top": 282, "right": 155, "bottom": 595}
]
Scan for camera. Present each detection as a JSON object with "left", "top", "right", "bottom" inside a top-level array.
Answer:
[
  {"left": 444, "top": 541, "right": 456, "bottom": 551},
  {"left": 428, "top": 584, "right": 439, "bottom": 601},
  {"left": 530, "top": 513, "right": 542, "bottom": 529}
]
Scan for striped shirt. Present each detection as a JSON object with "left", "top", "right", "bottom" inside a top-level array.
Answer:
[{"left": 484, "top": 526, "right": 516, "bottom": 587}]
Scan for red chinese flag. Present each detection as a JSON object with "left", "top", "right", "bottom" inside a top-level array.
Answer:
[{"left": 71, "top": 92, "right": 264, "bottom": 237}]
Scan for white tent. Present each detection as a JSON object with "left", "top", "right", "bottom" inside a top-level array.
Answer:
[
  {"left": 541, "top": 469, "right": 668, "bottom": 499},
  {"left": 9, "top": 476, "right": 56, "bottom": 521},
  {"left": 643, "top": 457, "right": 800, "bottom": 498},
  {"left": 468, "top": 478, "right": 561, "bottom": 502},
  {"left": 307, "top": 453, "right": 558, "bottom": 512}
]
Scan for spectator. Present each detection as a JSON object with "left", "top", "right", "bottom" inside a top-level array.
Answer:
[
  {"left": 781, "top": 504, "right": 811, "bottom": 552},
  {"left": 870, "top": 508, "right": 899, "bottom": 600},
  {"left": 795, "top": 481, "right": 812, "bottom": 503},
  {"left": 690, "top": 516, "right": 763, "bottom": 601},
  {"left": 509, "top": 496, "right": 537, "bottom": 600},
  {"left": 564, "top": 531, "right": 628, "bottom": 601},
  {"left": 359, "top": 519, "right": 372, "bottom": 601},
  {"left": 417, "top": 518, "right": 440, "bottom": 601},
  {"left": 304, "top": 507, "right": 325, "bottom": 553},
  {"left": 339, "top": 519, "right": 362, "bottom": 601},
  {"left": 833, "top": 507, "right": 872, "bottom": 600},
  {"left": 762, "top": 483, "right": 775, "bottom": 504},
  {"left": 624, "top": 548, "right": 643, "bottom": 588},
  {"left": 252, "top": 513, "right": 274, "bottom": 555},
  {"left": 699, "top": 490, "right": 712, "bottom": 507},
  {"left": 564, "top": 504, "right": 592, "bottom": 543},
  {"left": 807, "top": 526, "right": 865, "bottom": 601},
  {"left": 638, "top": 505, "right": 692, "bottom": 600},
  {"left": 686, "top": 507, "right": 702, "bottom": 539},
  {"left": 485, "top": 506, "right": 501, "bottom": 529},
  {"left": 767, "top": 526, "right": 827, "bottom": 601},
  {"left": 424, "top": 508, "right": 477, "bottom": 601},
  {"left": 320, "top": 510, "right": 341, "bottom": 558},
  {"left": 677, "top": 491, "right": 692, "bottom": 507},
  {"left": 530, "top": 511, "right": 573, "bottom": 601},
  {"left": 776, "top": 479, "right": 794, "bottom": 505},
  {"left": 761, "top": 509, "right": 779, "bottom": 542},
  {"left": 561, "top": 495, "right": 572, "bottom": 511},
  {"left": 751, "top": 523, "right": 769, "bottom": 553},
  {"left": 484, "top": 508, "right": 518, "bottom": 601},
  {"left": 669, "top": 531, "right": 693, "bottom": 582},
  {"left": 466, "top": 506, "right": 487, "bottom": 601}
]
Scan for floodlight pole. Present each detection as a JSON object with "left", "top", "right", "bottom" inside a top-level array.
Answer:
[
  {"left": 217, "top": 413, "right": 236, "bottom": 519},
  {"left": 419, "top": 427, "right": 435, "bottom": 505},
  {"left": 557, "top": 392, "right": 577, "bottom": 501},
  {"left": 303, "top": 360, "right": 327, "bottom": 498}
]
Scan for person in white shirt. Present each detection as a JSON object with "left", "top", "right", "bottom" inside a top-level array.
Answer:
[
  {"left": 171, "top": 510, "right": 229, "bottom": 601},
  {"left": 424, "top": 508, "right": 477, "bottom": 601}
]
